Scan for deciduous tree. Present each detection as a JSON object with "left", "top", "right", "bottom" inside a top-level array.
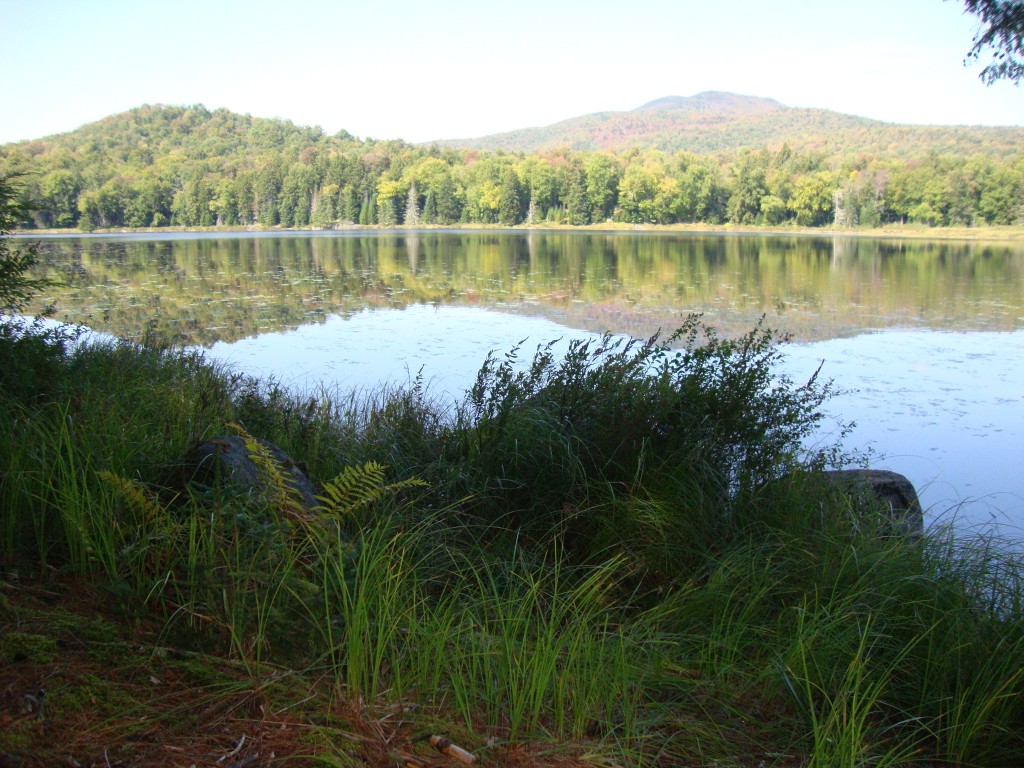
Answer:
[{"left": 954, "top": 0, "right": 1024, "bottom": 83}]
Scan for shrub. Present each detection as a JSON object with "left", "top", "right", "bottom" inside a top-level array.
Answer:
[{"left": 456, "top": 314, "right": 849, "bottom": 557}]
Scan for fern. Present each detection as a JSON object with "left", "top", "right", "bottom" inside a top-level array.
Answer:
[
  {"left": 96, "top": 469, "right": 178, "bottom": 577},
  {"left": 227, "top": 422, "right": 309, "bottom": 523},
  {"left": 97, "top": 469, "right": 168, "bottom": 521},
  {"left": 317, "top": 461, "right": 427, "bottom": 518}
]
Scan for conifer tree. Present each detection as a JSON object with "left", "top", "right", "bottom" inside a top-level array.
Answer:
[
  {"left": 436, "top": 175, "right": 461, "bottom": 224},
  {"left": 342, "top": 185, "right": 360, "bottom": 224},
  {"left": 499, "top": 170, "right": 522, "bottom": 225},
  {"left": 526, "top": 189, "right": 539, "bottom": 225},
  {"left": 404, "top": 181, "right": 420, "bottom": 226},
  {"left": 422, "top": 189, "right": 437, "bottom": 224},
  {"left": 378, "top": 196, "right": 397, "bottom": 226},
  {"left": 564, "top": 161, "right": 591, "bottom": 225}
]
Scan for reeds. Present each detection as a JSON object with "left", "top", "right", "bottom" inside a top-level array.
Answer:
[{"left": 2, "top": 316, "right": 1022, "bottom": 766}]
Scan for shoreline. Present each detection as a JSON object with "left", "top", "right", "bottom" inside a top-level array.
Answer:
[{"left": 14, "top": 221, "right": 1024, "bottom": 242}]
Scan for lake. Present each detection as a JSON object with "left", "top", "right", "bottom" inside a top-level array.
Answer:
[{"left": 27, "top": 229, "right": 1024, "bottom": 536}]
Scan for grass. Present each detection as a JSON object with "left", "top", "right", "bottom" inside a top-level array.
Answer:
[{"left": 1, "top": 315, "right": 1023, "bottom": 767}]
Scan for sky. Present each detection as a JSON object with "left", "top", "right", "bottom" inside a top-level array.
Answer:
[{"left": 1, "top": 0, "right": 1022, "bottom": 146}]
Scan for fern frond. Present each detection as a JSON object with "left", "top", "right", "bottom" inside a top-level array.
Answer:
[
  {"left": 317, "top": 461, "right": 427, "bottom": 517},
  {"left": 97, "top": 469, "right": 167, "bottom": 520},
  {"left": 227, "top": 422, "right": 307, "bottom": 522}
]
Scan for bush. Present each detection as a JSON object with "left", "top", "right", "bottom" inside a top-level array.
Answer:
[{"left": 455, "top": 314, "right": 850, "bottom": 557}]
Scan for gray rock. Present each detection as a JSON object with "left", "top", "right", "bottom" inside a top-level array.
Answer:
[
  {"left": 185, "top": 435, "right": 319, "bottom": 514},
  {"left": 822, "top": 469, "right": 924, "bottom": 537}
]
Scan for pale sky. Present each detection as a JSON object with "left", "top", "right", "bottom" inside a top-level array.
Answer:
[{"left": 1, "top": 0, "right": 1022, "bottom": 146}]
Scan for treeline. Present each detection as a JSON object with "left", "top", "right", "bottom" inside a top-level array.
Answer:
[{"left": 2, "top": 104, "right": 1022, "bottom": 231}]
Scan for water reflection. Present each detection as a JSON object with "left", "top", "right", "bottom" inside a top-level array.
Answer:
[
  {"left": 202, "top": 305, "right": 1024, "bottom": 536},
  {"left": 28, "top": 231, "right": 1024, "bottom": 347},
  {"left": 25, "top": 231, "right": 1024, "bottom": 535}
]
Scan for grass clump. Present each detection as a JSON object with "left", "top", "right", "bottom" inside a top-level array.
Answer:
[{"left": 1, "top": 310, "right": 1022, "bottom": 767}]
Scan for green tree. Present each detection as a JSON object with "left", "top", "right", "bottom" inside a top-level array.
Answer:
[
  {"left": 760, "top": 194, "right": 788, "bottom": 225},
  {"left": 498, "top": 169, "right": 522, "bottom": 225},
  {"left": 422, "top": 189, "right": 437, "bottom": 224},
  {"left": 0, "top": 175, "right": 49, "bottom": 312},
  {"left": 311, "top": 184, "right": 338, "bottom": 227},
  {"left": 404, "top": 180, "right": 420, "bottom": 226},
  {"left": 525, "top": 189, "right": 539, "bottom": 225},
  {"left": 341, "top": 185, "right": 360, "bottom": 224},
  {"left": 726, "top": 150, "right": 770, "bottom": 224},
  {"left": 434, "top": 174, "right": 461, "bottom": 224},
  {"left": 584, "top": 152, "right": 620, "bottom": 222},
  {"left": 377, "top": 178, "right": 404, "bottom": 226},
  {"left": 788, "top": 171, "right": 836, "bottom": 226},
  {"left": 563, "top": 159, "right": 591, "bottom": 225},
  {"left": 954, "top": 0, "right": 1024, "bottom": 83},
  {"left": 40, "top": 169, "right": 81, "bottom": 228},
  {"left": 617, "top": 164, "right": 661, "bottom": 223}
]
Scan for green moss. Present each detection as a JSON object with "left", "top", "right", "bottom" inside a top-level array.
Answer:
[
  {"left": 48, "top": 671, "right": 141, "bottom": 721},
  {"left": 0, "top": 632, "right": 58, "bottom": 664}
]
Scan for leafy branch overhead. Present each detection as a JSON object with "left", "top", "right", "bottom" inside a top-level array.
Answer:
[{"left": 957, "top": 0, "right": 1024, "bottom": 83}]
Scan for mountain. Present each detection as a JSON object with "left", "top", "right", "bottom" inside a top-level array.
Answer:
[
  {"left": 432, "top": 91, "right": 1023, "bottom": 158},
  {"left": 2, "top": 95, "right": 1022, "bottom": 232}
]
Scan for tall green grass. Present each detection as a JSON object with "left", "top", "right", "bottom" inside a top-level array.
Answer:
[{"left": 2, "top": 316, "right": 1023, "bottom": 766}]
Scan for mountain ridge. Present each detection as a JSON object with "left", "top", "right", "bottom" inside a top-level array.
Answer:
[
  {"left": 4, "top": 92, "right": 1021, "bottom": 161},
  {"left": 429, "top": 90, "right": 1022, "bottom": 157}
]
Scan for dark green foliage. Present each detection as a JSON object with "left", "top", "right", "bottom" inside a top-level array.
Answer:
[
  {"left": 458, "top": 315, "right": 843, "bottom": 559},
  {"left": 0, "top": 319, "right": 77, "bottom": 405},
  {"left": 563, "top": 159, "right": 591, "bottom": 225},
  {"left": 0, "top": 174, "right": 51, "bottom": 312},
  {"left": 498, "top": 169, "right": 522, "bottom": 225},
  {"left": 421, "top": 188, "right": 437, "bottom": 224}
]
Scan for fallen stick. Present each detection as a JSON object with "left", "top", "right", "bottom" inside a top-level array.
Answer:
[{"left": 428, "top": 734, "right": 475, "bottom": 765}]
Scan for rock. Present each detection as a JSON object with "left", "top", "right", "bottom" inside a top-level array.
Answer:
[
  {"left": 184, "top": 435, "right": 319, "bottom": 514},
  {"left": 822, "top": 469, "right": 924, "bottom": 537}
]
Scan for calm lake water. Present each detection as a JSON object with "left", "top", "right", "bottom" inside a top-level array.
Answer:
[{"left": 28, "top": 230, "right": 1024, "bottom": 536}]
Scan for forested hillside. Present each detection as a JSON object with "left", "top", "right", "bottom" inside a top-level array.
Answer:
[
  {"left": 436, "top": 91, "right": 1024, "bottom": 158},
  {"left": 1, "top": 98, "right": 1022, "bottom": 230}
]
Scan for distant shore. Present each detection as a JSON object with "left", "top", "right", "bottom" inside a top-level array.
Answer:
[{"left": 14, "top": 222, "right": 1024, "bottom": 242}]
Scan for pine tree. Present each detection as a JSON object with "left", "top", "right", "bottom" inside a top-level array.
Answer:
[
  {"left": 526, "top": 189, "right": 539, "bottom": 225},
  {"left": 499, "top": 169, "right": 522, "bottom": 225},
  {"left": 422, "top": 189, "right": 437, "bottom": 224},
  {"left": 564, "top": 161, "right": 591, "bottom": 226},
  {"left": 404, "top": 181, "right": 420, "bottom": 226},
  {"left": 342, "top": 185, "right": 359, "bottom": 224},
  {"left": 436, "top": 175, "right": 460, "bottom": 224},
  {"left": 378, "top": 195, "right": 397, "bottom": 226}
]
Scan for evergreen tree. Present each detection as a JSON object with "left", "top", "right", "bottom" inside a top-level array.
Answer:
[
  {"left": 498, "top": 170, "right": 522, "bottom": 225},
  {"left": 436, "top": 175, "right": 461, "bottom": 224},
  {"left": 311, "top": 186, "right": 337, "bottom": 227},
  {"left": 422, "top": 189, "right": 437, "bottom": 224},
  {"left": 342, "top": 185, "right": 359, "bottom": 224},
  {"left": 404, "top": 181, "right": 420, "bottom": 226},
  {"left": 526, "top": 189, "right": 539, "bottom": 225},
  {"left": 378, "top": 196, "right": 397, "bottom": 226},
  {"left": 564, "top": 160, "right": 591, "bottom": 225}
]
